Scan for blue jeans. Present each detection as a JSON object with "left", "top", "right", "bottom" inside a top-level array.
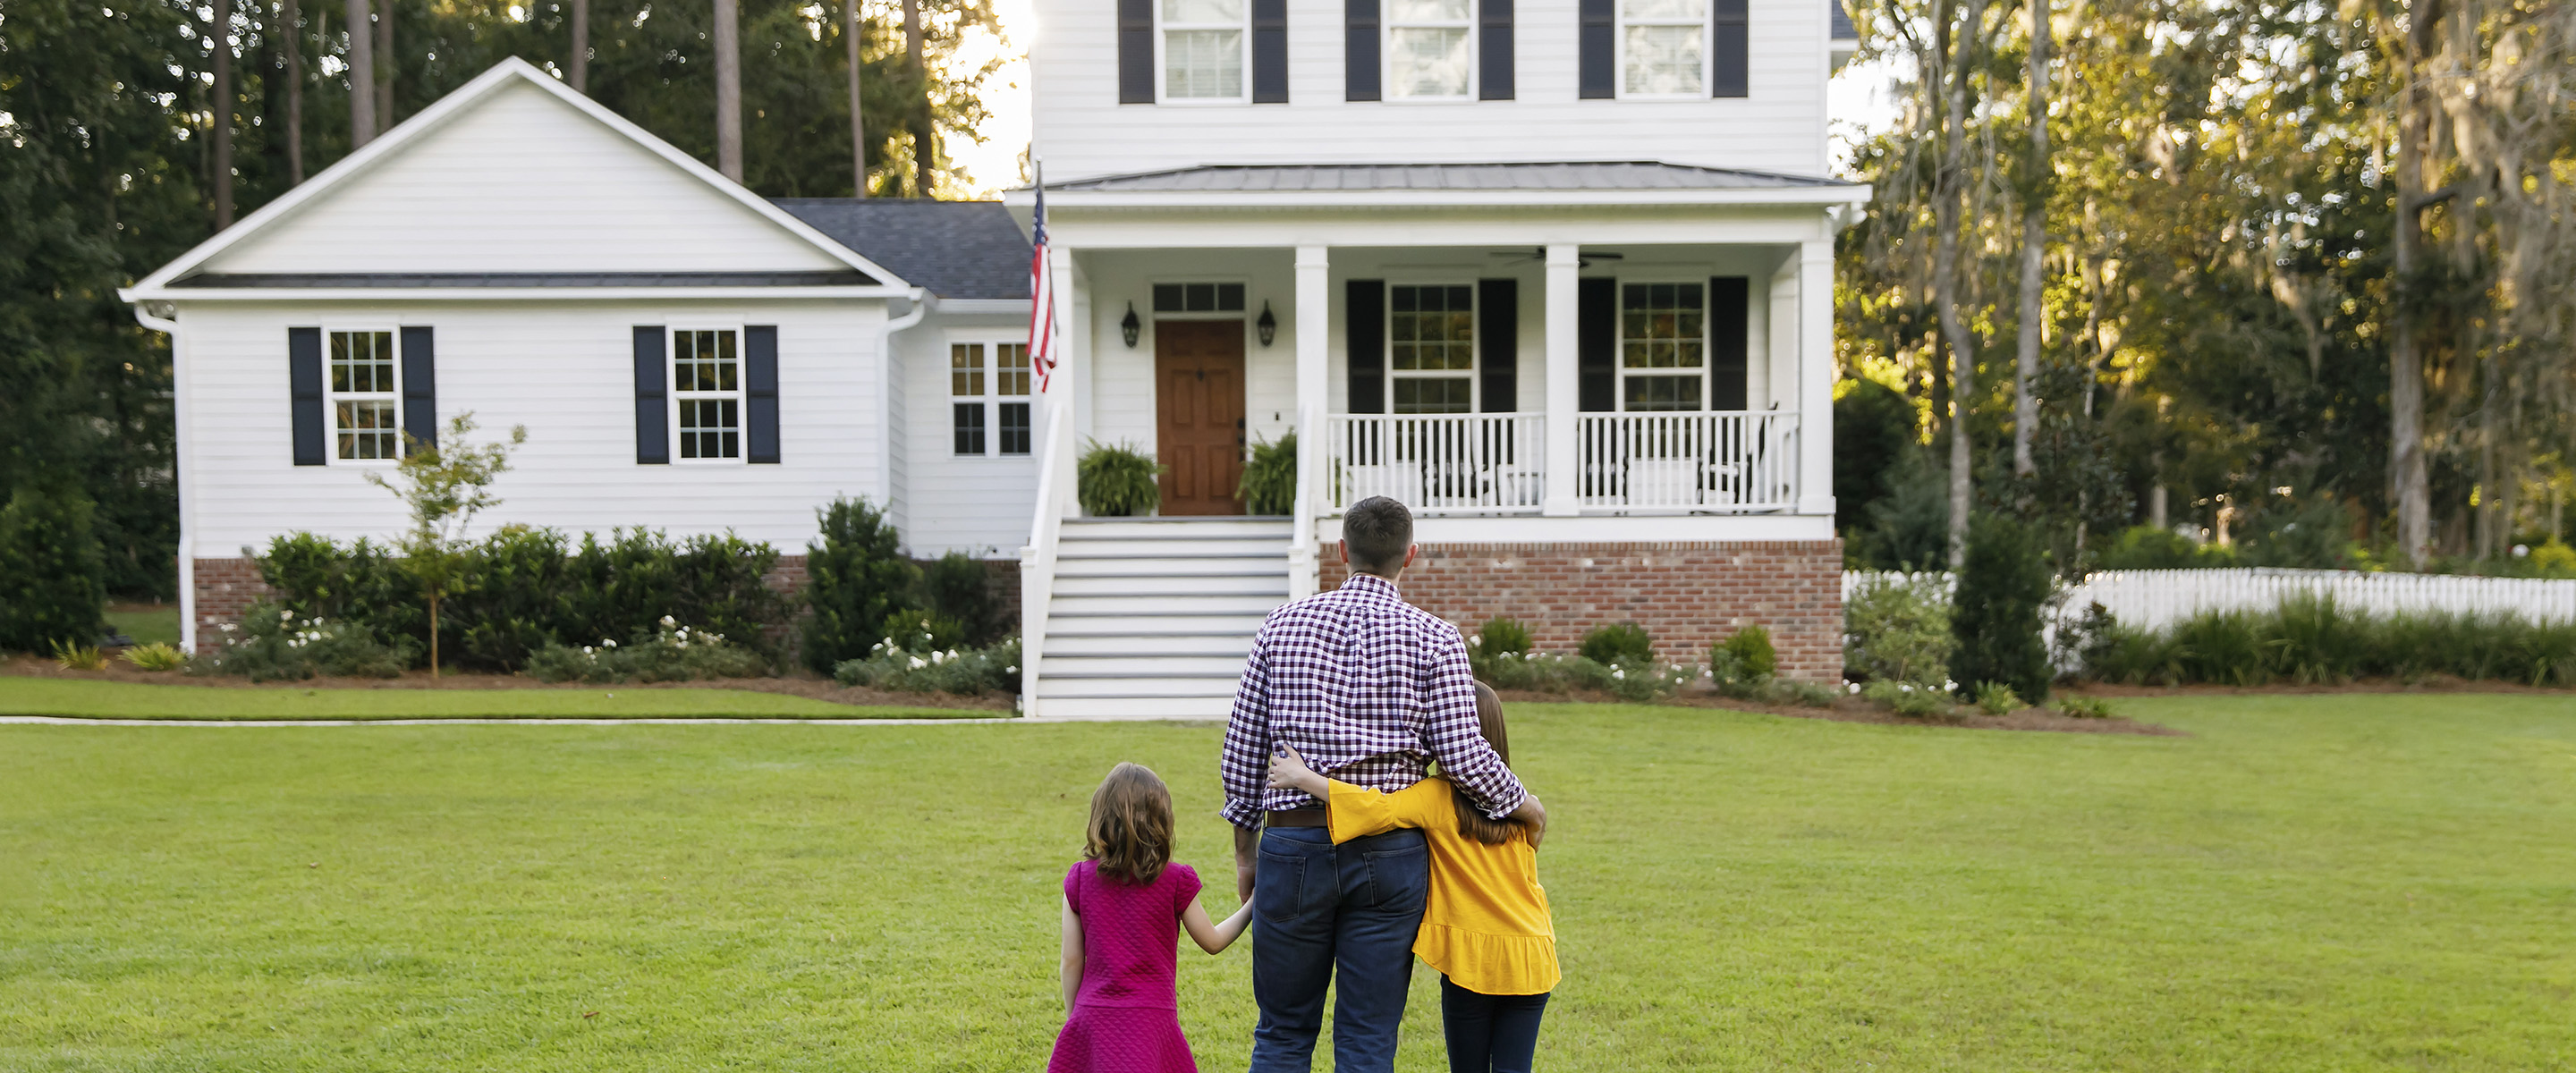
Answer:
[
  {"left": 1438, "top": 976, "right": 1550, "bottom": 1073},
  {"left": 1249, "top": 826, "right": 1430, "bottom": 1073}
]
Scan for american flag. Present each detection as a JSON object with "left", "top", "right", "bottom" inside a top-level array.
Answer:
[{"left": 1028, "top": 161, "right": 1058, "bottom": 393}]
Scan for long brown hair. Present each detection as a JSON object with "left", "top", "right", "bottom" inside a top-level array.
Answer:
[
  {"left": 1085, "top": 762, "right": 1175, "bottom": 884},
  {"left": 1450, "top": 682, "right": 1522, "bottom": 845}
]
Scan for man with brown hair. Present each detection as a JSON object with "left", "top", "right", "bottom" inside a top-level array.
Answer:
[{"left": 1219, "top": 495, "right": 1546, "bottom": 1073}]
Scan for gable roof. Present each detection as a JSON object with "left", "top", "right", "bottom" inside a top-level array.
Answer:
[
  {"left": 127, "top": 58, "right": 907, "bottom": 298},
  {"left": 774, "top": 199, "right": 1032, "bottom": 300}
]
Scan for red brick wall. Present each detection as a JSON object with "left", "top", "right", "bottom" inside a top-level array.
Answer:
[{"left": 1317, "top": 539, "right": 1845, "bottom": 682}]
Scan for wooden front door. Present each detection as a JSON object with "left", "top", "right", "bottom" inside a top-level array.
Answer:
[{"left": 1155, "top": 320, "right": 1248, "bottom": 516}]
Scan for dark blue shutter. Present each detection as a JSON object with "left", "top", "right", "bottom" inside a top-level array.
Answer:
[
  {"left": 1347, "top": 279, "right": 1385, "bottom": 414},
  {"left": 745, "top": 325, "right": 780, "bottom": 463},
  {"left": 400, "top": 325, "right": 436, "bottom": 456},
  {"left": 288, "top": 326, "right": 326, "bottom": 465},
  {"left": 1577, "top": 277, "right": 1615, "bottom": 410},
  {"left": 633, "top": 326, "right": 669, "bottom": 464},
  {"left": 1253, "top": 0, "right": 1289, "bottom": 102},
  {"left": 1713, "top": 0, "right": 1748, "bottom": 97},
  {"left": 1478, "top": 279, "right": 1517, "bottom": 410},
  {"left": 1118, "top": 0, "right": 1154, "bottom": 103},
  {"left": 1711, "top": 277, "right": 1749, "bottom": 410},
  {"left": 1578, "top": 0, "right": 1613, "bottom": 98},
  {"left": 1479, "top": 0, "right": 1513, "bottom": 99},
  {"left": 1345, "top": 0, "right": 1380, "bottom": 101}
]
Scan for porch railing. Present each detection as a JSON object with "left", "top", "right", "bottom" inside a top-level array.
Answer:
[
  {"left": 1324, "top": 413, "right": 1546, "bottom": 515},
  {"left": 1576, "top": 411, "right": 1800, "bottom": 512}
]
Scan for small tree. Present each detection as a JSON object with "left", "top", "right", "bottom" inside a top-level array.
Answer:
[
  {"left": 1951, "top": 513, "right": 2056, "bottom": 702},
  {"left": 801, "top": 497, "right": 924, "bottom": 672},
  {"left": 367, "top": 414, "right": 527, "bottom": 677},
  {"left": 0, "top": 489, "right": 108, "bottom": 653}
]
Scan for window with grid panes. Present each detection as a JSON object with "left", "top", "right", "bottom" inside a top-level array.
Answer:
[
  {"left": 1621, "top": 0, "right": 1706, "bottom": 95},
  {"left": 1390, "top": 284, "right": 1475, "bottom": 414},
  {"left": 995, "top": 342, "right": 1032, "bottom": 455},
  {"left": 1162, "top": 0, "right": 1247, "bottom": 99},
  {"left": 1621, "top": 283, "right": 1706, "bottom": 411},
  {"left": 328, "top": 330, "right": 400, "bottom": 460},
  {"left": 1387, "top": 0, "right": 1472, "bottom": 97},
  {"left": 1151, "top": 282, "right": 1246, "bottom": 314},
  {"left": 952, "top": 342, "right": 1033, "bottom": 456},
  {"left": 673, "top": 329, "right": 742, "bottom": 460}
]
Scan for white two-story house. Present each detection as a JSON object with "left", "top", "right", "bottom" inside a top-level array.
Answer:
[{"left": 124, "top": 0, "right": 1862, "bottom": 717}]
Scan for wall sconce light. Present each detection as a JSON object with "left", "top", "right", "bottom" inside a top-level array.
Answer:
[
  {"left": 1120, "top": 302, "right": 1141, "bottom": 348},
  {"left": 1256, "top": 301, "right": 1278, "bottom": 347}
]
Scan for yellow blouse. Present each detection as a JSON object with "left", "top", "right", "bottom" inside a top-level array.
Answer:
[{"left": 1325, "top": 778, "right": 1559, "bottom": 996}]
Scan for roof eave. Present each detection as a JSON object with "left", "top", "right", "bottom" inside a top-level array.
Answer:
[
  {"left": 121, "top": 284, "right": 916, "bottom": 303},
  {"left": 1006, "top": 186, "right": 1872, "bottom": 210}
]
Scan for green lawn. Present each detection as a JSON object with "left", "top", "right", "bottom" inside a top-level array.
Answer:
[
  {"left": 0, "top": 677, "right": 987, "bottom": 720},
  {"left": 4, "top": 697, "right": 2572, "bottom": 1070},
  {"left": 102, "top": 606, "right": 182, "bottom": 647}
]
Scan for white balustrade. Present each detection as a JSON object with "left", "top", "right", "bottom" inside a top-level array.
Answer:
[
  {"left": 1324, "top": 413, "right": 1546, "bottom": 515},
  {"left": 1574, "top": 411, "right": 1800, "bottom": 511}
]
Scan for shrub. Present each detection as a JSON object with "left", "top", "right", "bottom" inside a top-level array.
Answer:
[
  {"left": 801, "top": 498, "right": 926, "bottom": 672},
  {"left": 2055, "top": 695, "right": 2114, "bottom": 719},
  {"left": 0, "top": 489, "right": 108, "bottom": 654},
  {"left": 1974, "top": 680, "right": 2021, "bottom": 715},
  {"left": 446, "top": 525, "right": 572, "bottom": 672},
  {"left": 1579, "top": 622, "right": 1654, "bottom": 666},
  {"left": 120, "top": 643, "right": 187, "bottom": 672},
  {"left": 2072, "top": 598, "right": 2576, "bottom": 689},
  {"left": 1078, "top": 441, "right": 1163, "bottom": 517},
  {"left": 833, "top": 637, "right": 1021, "bottom": 695},
  {"left": 1845, "top": 448, "right": 1951, "bottom": 570},
  {"left": 257, "top": 533, "right": 419, "bottom": 646},
  {"left": 1862, "top": 678, "right": 1953, "bottom": 716},
  {"left": 924, "top": 552, "right": 1006, "bottom": 646},
  {"left": 1238, "top": 432, "right": 1298, "bottom": 516},
  {"left": 1833, "top": 378, "right": 1919, "bottom": 536},
  {"left": 2097, "top": 525, "right": 2202, "bottom": 570},
  {"left": 877, "top": 608, "right": 968, "bottom": 653},
  {"left": 2173, "top": 610, "right": 2267, "bottom": 686},
  {"left": 525, "top": 618, "right": 769, "bottom": 684},
  {"left": 1844, "top": 573, "right": 1953, "bottom": 687},
  {"left": 2531, "top": 540, "right": 2576, "bottom": 576},
  {"left": 1713, "top": 625, "right": 1777, "bottom": 679},
  {"left": 1474, "top": 616, "right": 1533, "bottom": 658},
  {"left": 1763, "top": 679, "right": 1841, "bottom": 707},
  {"left": 196, "top": 604, "right": 414, "bottom": 681},
  {"left": 52, "top": 639, "right": 108, "bottom": 671},
  {"left": 1952, "top": 514, "right": 2055, "bottom": 703}
]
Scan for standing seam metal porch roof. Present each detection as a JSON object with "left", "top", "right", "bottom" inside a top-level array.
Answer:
[{"left": 1039, "top": 162, "right": 1864, "bottom": 194}]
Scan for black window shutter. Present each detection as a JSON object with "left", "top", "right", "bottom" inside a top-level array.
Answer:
[
  {"left": 633, "top": 326, "right": 669, "bottom": 464},
  {"left": 1347, "top": 279, "right": 1385, "bottom": 413},
  {"left": 1346, "top": 0, "right": 1381, "bottom": 101},
  {"left": 288, "top": 327, "right": 326, "bottom": 466},
  {"left": 1711, "top": 277, "right": 1750, "bottom": 410},
  {"left": 1577, "top": 277, "right": 1616, "bottom": 410},
  {"left": 399, "top": 325, "right": 436, "bottom": 456},
  {"left": 1713, "top": 0, "right": 1748, "bottom": 97},
  {"left": 1479, "top": 0, "right": 1513, "bottom": 99},
  {"left": 1578, "top": 0, "right": 1613, "bottom": 98},
  {"left": 1478, "top": 279, "right": 1517, "bottom": 410},
  {"left": 1253, "top": 0, "right": 1289, "bottom": 102},
  {"left": 745, "top": 325, "right": 781, "bottom": 463},
  {"left": 1118, "top": 0, "right": 1154, "bottom": 104}
]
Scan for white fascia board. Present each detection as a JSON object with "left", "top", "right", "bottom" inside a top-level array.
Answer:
[
  {"left": 1037, "top": 213, "right": 1842, "bottom": 250},
  {"left": 1004, "top": 185, "right": 1871, "bottom": 212},
  {"left": 131, "top": 58, "right": 911, "bottom": 293},
  {"left": 933, "top": 299, "right": 1035, "bottom": 315},
  {"left": 121, "top": 285, "right": 912, "bottom": 302},
  {"left": 1305, "top": 512, "right": 1837, "bottom": 545}
]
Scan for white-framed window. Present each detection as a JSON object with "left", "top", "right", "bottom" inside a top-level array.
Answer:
[
  {"left": 1161, "top": 0, "right": 1248, "bottom": 100},
  {"left": 1620, "top": 0, "right": 1706, "bottom": 97},
  {"left": 1152, "top": 281, "right": 1248, "bottom": 316},
  {"left": 327, "top": 328, "right": 401, "bottom": 461},
  {"left": 951, "top": 341, "right": 1033, "bottom": 456},
  {"left": 1387, "top": 0, "right": 1473, "bottom": 99},
  {"left": 1389, "top": 283, "right": 1476, "bottom": 414},
  {"left": 1619, "top": 281, "right": 1707, "bottom": 411},
  {"left": 672, "top": 328, "right": 743, "bottom": 461}
]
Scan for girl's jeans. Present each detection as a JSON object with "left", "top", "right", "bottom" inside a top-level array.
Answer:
[{"left": 1438, "top": 975, "right": 1550, "bottom": 1073}]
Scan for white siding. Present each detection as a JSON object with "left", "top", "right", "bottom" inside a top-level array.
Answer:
[
  {"left": 177, "top": 300, "right": 889, "bottom": 555},
  {"left": 204, "top": 80, "right": 850, "bottom": 275},
  {"left": 1030, "top": 0, "right": 1831, "bottom": 182},
  {"left": 898, "top": 314, "right": 1041, "bottom": 556}
]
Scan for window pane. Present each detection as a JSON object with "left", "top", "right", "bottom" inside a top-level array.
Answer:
[
  {"left": 1216, "top": 283, "right": 1245, "bottom": 311},
  {"left": 1393, "top": 377, "right": 1473, "bottom": 414},
  {"left": 1163, "top": 0, "right": 1241, "bottom": 21},
  {"left": 953, "top": 401, "right": 987, "bottom": 455},
  {"left": 1625, "top": 25, "right": 1704, "bottom": 95},
  {"left": 1621, "top": 281, "right": 1705, "bottom": 369},
  {"left": 998, "top": 401, "right": 1032, "bottom": 455},
  {"left": 996, "top": 343, "right": 1031, "bottom": 397},
  {"left": 1624, "top": 375, "right": 1703, "bottom": 411},
  {"left": 1154, "top": 283, "right": 1187, "bottom": 312},
  {"left": 1390, "top": 285, "right": 1473, "bottom": 375},
  {"left": 1186, "top": 283, "right": 1217, "bottom": 311},
  {"left": 1390, "top": 28, "right": 1472, "bottom": 97},
  {"left": 1165, "top": 30, "right": 1244, "bottom": 98},
  {"left": 952, "top": 343, "right": 985, "bottom": 397},
  {"left": 1391, "top": 0, "right": 1469, "bottom": 18},
  {"left": 1622, "top": 0, "right": 1702, "bottom": 18},
  {"left": 335, "top": 400, "right": 398, "bottom": 460}
]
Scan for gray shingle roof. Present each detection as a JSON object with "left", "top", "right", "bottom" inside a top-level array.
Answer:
[
  {"left": 772, "top": 199, "right": 1032, "bottom": 300},
  {"left": 1832, "top": 0, "right": 1856, "bottom": 40},
  {"left": 168, "top": 270, "right": 877, "bottom": 288},
  {"left": 1044, "top": 161, "right": 1858, "bottom": 193}
]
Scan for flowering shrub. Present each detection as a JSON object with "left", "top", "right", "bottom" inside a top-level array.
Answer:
[
  {"left": 1860, "top": 678, "right": 1956, "bottom": 717},
  {"left": 194, "top": 604, "right": 413, "bottom": 681},
  {"left": 525, "top": 617, "right": 769, "bottom": 683},
  {"left": 833, "top": 634, "right": 1021, "bottom": 695}
]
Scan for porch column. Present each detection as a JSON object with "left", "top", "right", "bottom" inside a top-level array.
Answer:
[
  {"left": 1542, "top": 243, "right": 1581, "bottom": 517},
  {"left": 1292, "top": 244, "right": 1329, "bottom": 596},
  {"left": 1797, "top": 239, "right": 1835, "bottom": 517}
]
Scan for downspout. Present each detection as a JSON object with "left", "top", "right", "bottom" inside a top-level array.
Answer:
[
  {"left": 874, "top": 288, "right": 933, "bottom": 539},
  {"left": 129, "top": 301, "right": 191, "bottom": 652}
]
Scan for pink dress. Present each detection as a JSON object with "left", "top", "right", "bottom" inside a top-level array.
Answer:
[{"left": 1047, "top": 860, "right": 1201, "bottom": 1073}]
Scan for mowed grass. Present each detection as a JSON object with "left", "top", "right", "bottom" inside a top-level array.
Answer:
[
  {"left": 0, "top": 678, "right": 981, "bottom": 720},
  {"left": 4, "top": 697, "right": 2573, "bottom": 1071},
  {"left": 102, "top": 606, "right": 182, "bottom": 647}
]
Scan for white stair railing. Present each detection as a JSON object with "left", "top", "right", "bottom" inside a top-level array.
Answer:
[
  {"left": 1018, "top": 406, "right": 1076, "bottom": 717},
  {"left": 1323, "top": 412, "right": 1546, "bottom": 515},
  {"left": 1575, "top": 411, "right": 1799, "bottom": 511}
]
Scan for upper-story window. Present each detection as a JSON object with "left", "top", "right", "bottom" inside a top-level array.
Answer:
[
  {"left": 1162, "top": 0, "right": 1247, "bottom": 100},
  {"left": 1621, "top": 283, "right": 1706, "bottom": 410},
  {"left": 952, "top": 341, "right": 1033, "bottom": 456},
  {"left": 673, "top": 328, "right": 743, "bottom": 460},
  {"left": 1388, "top": 0, "right": 1473, "bottom": 98},
  {"left": 328, "top": 329, "right": 401, "bottom": 460},
  {"left": 1621, "top": 0, "right": 1705, "bottom": 97},
  {"left": 1390, "top": 284, "right": 1476, "bottom": 414}
]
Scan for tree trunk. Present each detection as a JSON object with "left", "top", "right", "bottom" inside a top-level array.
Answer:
[
  {"left": 285, "top": 0, "right": 305, "bottom": 184},
  {"left": 570, "top": 0, "right": 589, "bottom": 93},
  {"left": 2389, "top": 0, "right": 2441, "bottom": 565},
  {"left": 374, "top": 0, "right": 394, "bottom": 132},
  {"left": 904, "top": 0, "right": 931, "bottom": 197},
  {"left": 344, "top": 0, "right": 375, "bottom": 146},
  {"left": 211, "top": 0, "right": 234, "bottom": 229},
  {"left": 2010, "top": 0, "right": 2050, "bottom": 478},
  {"left": 428, "top": 590, "right": 440, "bottom": 678},
  {"left": 1930, "top": 0, "right": 1986, "bottom": 570},
  {"left": 846, "top": 0, "right": 868, "bottom": 197},
  {"left": 715, "top": 0, "right": 744, "bottom": 182}
]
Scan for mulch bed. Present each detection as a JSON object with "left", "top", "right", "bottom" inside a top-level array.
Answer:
[{"left": 0, "top": 655, "right": 1013, "bottom": 712}]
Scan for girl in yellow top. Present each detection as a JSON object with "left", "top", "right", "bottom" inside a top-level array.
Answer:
[{"left": 1267, "top": 682, "right": 1555, "bottom": 1073}]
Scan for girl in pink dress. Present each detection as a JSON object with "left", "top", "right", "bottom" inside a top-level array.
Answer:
[{"left": 1050, "top": 762, "right": 1255, "bottom": 1073}]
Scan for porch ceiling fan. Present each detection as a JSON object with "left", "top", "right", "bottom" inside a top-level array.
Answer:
[{"left": 1490, "top": 247, "right": 1627, "bottom": 270}]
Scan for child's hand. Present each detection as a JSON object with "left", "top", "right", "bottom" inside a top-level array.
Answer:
[{"left": 1267, "top": 743, "right": 1325, "bottom": 797}]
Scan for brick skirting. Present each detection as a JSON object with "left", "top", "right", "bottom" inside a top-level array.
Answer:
[{"left": 1317, "top": 539, "right": 1845, "bottom": 682}]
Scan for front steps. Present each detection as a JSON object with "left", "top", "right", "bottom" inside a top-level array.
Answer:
[{"left": 1029, "top": 517, "right": 1293, "bottom": 720}]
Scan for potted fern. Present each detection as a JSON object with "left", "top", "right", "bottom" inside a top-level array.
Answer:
[
  {"left": 1077, "top": 441, "right": 1164, "bottom": 517},
  {"left": 1237, "top": 432, "right": 1297, "bottom": 516}
]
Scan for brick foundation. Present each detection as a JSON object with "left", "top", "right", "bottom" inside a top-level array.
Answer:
[{"left": 1317, "top": 539, "right": 1845, "bottom": 682}]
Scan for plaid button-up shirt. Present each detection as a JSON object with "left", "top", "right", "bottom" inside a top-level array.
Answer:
[{"left": 1220, "top": 572, "right": 1527, "bottom": 829}]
